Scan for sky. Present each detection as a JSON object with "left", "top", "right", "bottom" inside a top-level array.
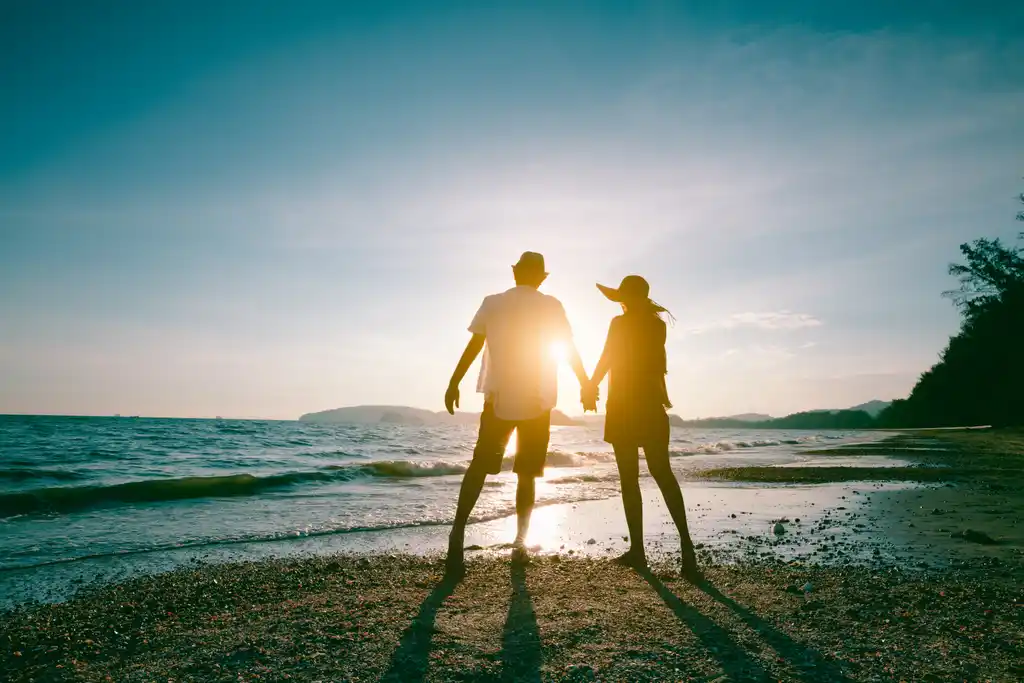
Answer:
[{"left": 2, "top": 1, "right": 1022, "bottom": 420}]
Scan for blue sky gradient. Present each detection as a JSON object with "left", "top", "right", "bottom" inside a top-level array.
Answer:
[{"left": 2, "top": 1, "right": 1022, "bottom": 418}]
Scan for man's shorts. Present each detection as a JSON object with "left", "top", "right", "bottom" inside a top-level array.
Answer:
[{"left": 472, "top": 402, "right": 551, "bottom": 478}]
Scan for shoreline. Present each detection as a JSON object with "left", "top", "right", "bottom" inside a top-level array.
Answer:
[
  {"left": 0, "top": 480, "right": 945, "bottom": 610},
  {"left": 4, "top": 430, "right": 1022, "bottom": 610},
  {"left": 2, "top": 429, "right": 1023, "bottom": 680}
]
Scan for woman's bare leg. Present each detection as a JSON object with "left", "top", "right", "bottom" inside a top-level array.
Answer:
[
  {"left": 613, "top": 444, "right": 646, "bottom": 564},
  {"left": 645, "top": 443, "right": 700, "bottom": 578}
]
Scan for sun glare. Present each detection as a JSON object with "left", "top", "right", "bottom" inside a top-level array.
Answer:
[
  {"left": 501, "top": 500, "right": 567, "bottom": 550},
  {"left": 549, "top": 340, "right": 569, "bottom": 363}
]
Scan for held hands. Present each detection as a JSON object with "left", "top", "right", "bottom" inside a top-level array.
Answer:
[
  {"left": 580, "top": 381, "right": 600, "bottom": 413},
  {"left": 445, "top": 383, "right": 460, "bottom": 415}
]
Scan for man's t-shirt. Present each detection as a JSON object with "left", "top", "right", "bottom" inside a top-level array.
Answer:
[{"left": 469, "top": 286, "right": 573, "bottom": 421}]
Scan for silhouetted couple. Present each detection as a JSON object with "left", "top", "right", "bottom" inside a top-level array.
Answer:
[{"left": 444, "top": 251, "right": 699, "bottom": 580}]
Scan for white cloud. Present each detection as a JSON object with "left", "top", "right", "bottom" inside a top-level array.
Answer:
[{"left": 690, "top": 311, "right": 823, "bottom": 334}]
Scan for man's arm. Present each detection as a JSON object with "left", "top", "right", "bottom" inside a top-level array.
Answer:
[
  {"left": 552, "top": 301, "right": 589, "bottom": 386},
  {"left": 566, "top": 344, "right": 589, "bottom": 388},
  {"left": 590, "top": 318, "right": 617, "bottom": 385},
  {"left": 568, "top": 343, "right": 600, "bottom": 412},
  {"left": 445, "top": 333, "right": 485, "bottom": 414}
]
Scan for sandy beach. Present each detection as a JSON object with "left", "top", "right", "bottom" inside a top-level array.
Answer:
[
  {"left": 2, "top": 554, "right": 1020, "bottom": 682},
  {"left": 2, "top": 430, "right": 1023, "bottom": 681}
]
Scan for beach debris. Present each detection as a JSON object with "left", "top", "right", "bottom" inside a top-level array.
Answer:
[
  {"left": 950, "top": 529, "right": 999, "bottom": 545},
  {"left": 773, "top": 522, "right": 786, "bottom": 535}
]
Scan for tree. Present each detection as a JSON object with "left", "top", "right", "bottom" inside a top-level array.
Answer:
[{"left": 943, "top": 228, "right": 1024, "bottom": 319}]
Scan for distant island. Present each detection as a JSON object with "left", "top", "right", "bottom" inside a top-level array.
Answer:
[
  {"left": 301, "top": 402, "right": 896, "bottom": 430},
  {"left": 299, "top": 405, "right": 582, "bottom": 426},
  {"left": 672, "top": 400, "right": 891, "bottom": 429}
]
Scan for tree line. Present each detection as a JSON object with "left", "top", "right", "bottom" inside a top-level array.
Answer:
[{"left": 877, "top": 191, "right": 1024, "bottom": 428}]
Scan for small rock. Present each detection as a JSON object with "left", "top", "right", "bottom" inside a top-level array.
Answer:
[
  {"left": 950, "top": 529, "right": 999, "bottom": 545},
  {"left": 564, "top": 664, "right": 596, "bottom": 680}
]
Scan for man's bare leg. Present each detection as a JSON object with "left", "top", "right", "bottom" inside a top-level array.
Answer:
[
  {"left": 447, "top": 462, "right": 487, "bottom": 574},
  {"left": 512, "top": 474, "right": 536, "bottom": 560}
]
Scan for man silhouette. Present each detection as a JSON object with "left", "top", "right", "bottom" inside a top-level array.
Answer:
[{"left": 444, "top": 252, "right": 591, "bottom": 575}]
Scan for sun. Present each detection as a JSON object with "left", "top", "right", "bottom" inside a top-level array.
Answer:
[{"left": 549, "top": 340, "right": 569, "bottom": 363}]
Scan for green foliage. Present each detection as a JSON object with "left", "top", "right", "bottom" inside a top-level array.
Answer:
[{"left": 944, "top": 233, "right": 1024, "bottom": 318}]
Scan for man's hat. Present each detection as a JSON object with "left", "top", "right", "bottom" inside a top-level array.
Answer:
[{"left": 512, "top": 251, "right": 547, "bottom": 276}]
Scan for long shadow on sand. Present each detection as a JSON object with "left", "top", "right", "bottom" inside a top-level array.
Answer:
[
  {"left": 637, "top": 568, "right": 772, "bottom": 682},
  {"left": 697, "top": 581, "right": 852, "bottom": 682},
  {"left": 500, "top": 560, "right": 542, "bottom": 682},
  {"left": 381, "top": 572, "right": 461, "bottom": 682}
]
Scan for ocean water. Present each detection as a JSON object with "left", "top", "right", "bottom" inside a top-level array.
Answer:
[{"left": 0, "top": 415, "right": 883, "bottom": 580}]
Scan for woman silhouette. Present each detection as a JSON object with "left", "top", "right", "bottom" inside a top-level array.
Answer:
[{"left": 588, "top": 275, "right": 699, "bottom": 578}]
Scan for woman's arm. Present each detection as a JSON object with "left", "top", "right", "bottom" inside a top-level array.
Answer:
[{"left": 657, "top": 320, "right": 671, "bottom": 408}]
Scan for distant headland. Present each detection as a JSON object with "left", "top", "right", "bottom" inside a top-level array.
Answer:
[{"left": 299, "top": 401, "right": 892, "bottom": 429}]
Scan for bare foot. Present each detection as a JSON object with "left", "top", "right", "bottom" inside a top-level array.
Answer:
[
  {"left": 444, "top": 556, "right": 465, "bottom": 580},
  {"left": 613, "top": 549, "right": 648, "bottom": 569},
  {"left": 680, "top": 543, "right": 702, "bottom": 582},
  {"left": 446, "top": 531, "right": 465, "bottom": 577},
  {"left": 511, "top": 541, "right": 531, "bottom": 564}
]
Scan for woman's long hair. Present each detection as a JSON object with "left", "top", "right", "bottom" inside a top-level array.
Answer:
[{"left": 623, "top": 299, "right": 675, "bottom": 326}]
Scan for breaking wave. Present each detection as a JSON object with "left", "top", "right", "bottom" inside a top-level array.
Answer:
[{"left": 0, "top": 460, "right": 472, "bottom": 518}]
